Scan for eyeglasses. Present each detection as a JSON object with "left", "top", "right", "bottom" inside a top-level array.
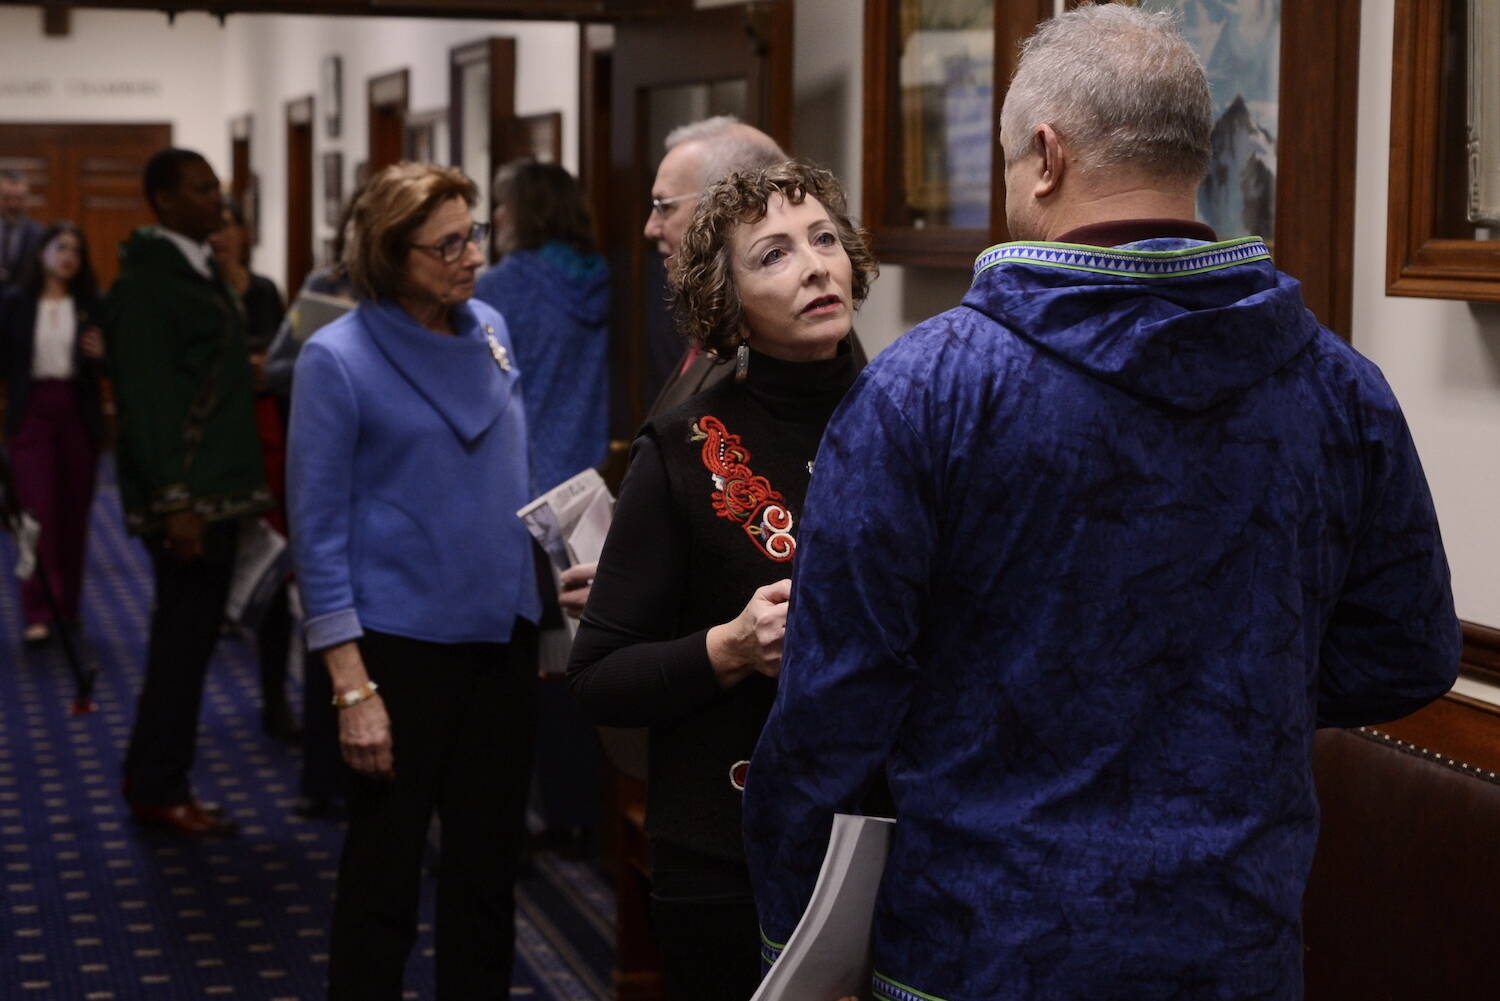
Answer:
[
  {"left": 411, "top": 222, "right": 490, "bottom": 263},
  {"left": 649, "top": 192, "right": 699, "bottom": 218}
]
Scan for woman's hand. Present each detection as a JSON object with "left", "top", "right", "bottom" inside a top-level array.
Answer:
[
  {"left": 79, "top": 325, "right": 105, "bottom": 360},
  {"left": 338, "top": 696, "right": 394, "bottom": 780},
  {"left": 706, "top": 578, "right": 792, "bottom": 687},
  {"left": 324, "top": 642, "right": 395, "bottom": 780},
  {"left": 558, "top": 561, "right": 596, "bottom": 619}
]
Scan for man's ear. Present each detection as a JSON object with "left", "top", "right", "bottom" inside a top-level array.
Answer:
[{"left": 1032, "top": 124, "right": 1066, "bottom": 200}]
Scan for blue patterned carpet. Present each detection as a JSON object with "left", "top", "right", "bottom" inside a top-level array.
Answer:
[{"left": 0, "top": 459, "right": 614, "bottom": 1000}]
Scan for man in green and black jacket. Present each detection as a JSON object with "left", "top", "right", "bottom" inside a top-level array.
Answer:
[{"left": 106, "top": 147, "right": 270, "bottom": 838}]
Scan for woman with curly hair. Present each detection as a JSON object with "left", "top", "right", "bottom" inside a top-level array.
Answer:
[{"left": 567, "top": 159, "right": 875, "bottom": 1001}]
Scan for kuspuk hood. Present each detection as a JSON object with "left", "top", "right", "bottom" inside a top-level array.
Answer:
[{"left": 964, "top": 237, "right": 1318, "bottom": 413}]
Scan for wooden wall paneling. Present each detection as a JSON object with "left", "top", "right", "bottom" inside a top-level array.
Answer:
[
  {"left": 0, "top": 122, "right": 171, "bottom": 289},
  {"left": 1386, "top": 0, "right": 1500, "bottom": 302},
  {"left": 286, "top": 96, "right": 316, "bottom": 299}
]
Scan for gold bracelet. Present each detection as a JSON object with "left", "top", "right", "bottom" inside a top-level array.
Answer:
[{"left": 332, "top": 680, "right": 379, "bottom": 710}]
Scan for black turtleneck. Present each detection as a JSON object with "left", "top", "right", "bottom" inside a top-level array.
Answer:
[{"left": 567, "top": 339, "right": 858, "bottom": 862}]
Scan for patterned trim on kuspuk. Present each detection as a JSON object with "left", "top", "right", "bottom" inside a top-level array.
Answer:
[
  {"left": 972, "top": 236, "right": 1271, "bottom": 280},
  {"left": 873, "top": 970, "right": 952, "bottom": 1001}
]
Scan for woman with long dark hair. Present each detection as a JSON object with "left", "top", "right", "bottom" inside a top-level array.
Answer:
[{"left": 0, "top": 222, "right": 106, "bottom": 645}]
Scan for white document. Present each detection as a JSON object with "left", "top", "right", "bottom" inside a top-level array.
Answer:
[
  {"left": 750, "top": 813, "right": 896, "bottom": 1001},
  {"left": 225, "top": 517, "right": 291, "bottom": 628},
  {"left": 516, "top": 468, "right": 615, "bottom": 649},
  {"left": 516, "top": 468, "right": 614, "bottom": 572}
]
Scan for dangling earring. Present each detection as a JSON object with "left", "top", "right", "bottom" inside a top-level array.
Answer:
[{"left": 734, "top": 341, "right": 750, "bottom": 382}]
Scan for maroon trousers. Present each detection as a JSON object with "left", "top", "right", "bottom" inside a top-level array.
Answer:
[{"left": 7, "top": 379, "right": 98, "bottom": 626}]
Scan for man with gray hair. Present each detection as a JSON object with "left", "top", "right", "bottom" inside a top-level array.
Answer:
[{"left": 745, "top": 6, "right": 1458, "bottom": 1000}]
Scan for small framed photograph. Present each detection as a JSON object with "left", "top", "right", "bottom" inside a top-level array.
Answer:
[
  {"left": 511, "top": 111, "right": 563, "bottom": 165},
  {"left": 321, "top": 55, "right": 343, "bottom": 140},
  {"left": 323, "top": 151, "right": 344, "bottom": 228},
  {"left": 1470, "top": 0, "right": 1500, "bottom": 224}
]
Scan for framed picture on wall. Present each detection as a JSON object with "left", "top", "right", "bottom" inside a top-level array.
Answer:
[
  {"left": 323, "top": 152, "right": 344, "bottom": 227},
  {"left": 244, "top": 171, "right": 261, "bottom": 248},
  {"left": 1470, "top": 0, "right": 1500, "bottom": 225},
  {"left": 322, "top": 55, "right": 343, "bottom": 140},
  {"left": 510, "top": 111, "right": 564, "bottom": 165}
]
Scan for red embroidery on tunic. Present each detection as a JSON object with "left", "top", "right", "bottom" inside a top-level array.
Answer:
[{"left": 690, "top": 415, "right": 795, "bottom": 563}]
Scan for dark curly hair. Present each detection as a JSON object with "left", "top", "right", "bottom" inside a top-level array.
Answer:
[{"left": 668, "top": 159, "right": 876, "bottom": 357}]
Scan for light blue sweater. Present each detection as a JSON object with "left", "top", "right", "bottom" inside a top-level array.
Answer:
[{"left": 287, "top": 298, "right": 540, "bottom": 652}]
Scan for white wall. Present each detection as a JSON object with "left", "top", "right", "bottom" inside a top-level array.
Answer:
[
  {"left": 222, "top": 15, "right": 579, "bottom": 290},
  {"left": 1353, "top": 0, "right": 1500, "bottom": 627},
  {"left": 792, "top": 0, "right": 1499, "bottom": 627},
  {"left": 0, "top": 9, "right": 229, "bottom": 162}
]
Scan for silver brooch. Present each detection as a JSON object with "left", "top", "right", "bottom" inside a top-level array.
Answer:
[{"left": 486, "top": 329, "right": 512, "bottom": 372}]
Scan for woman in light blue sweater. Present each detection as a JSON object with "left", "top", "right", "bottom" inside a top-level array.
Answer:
[{"left": 286, "top": 163, "right": 540, "bottom": 1001}]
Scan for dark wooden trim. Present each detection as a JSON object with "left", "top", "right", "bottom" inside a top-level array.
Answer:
[
  {"left": 1276, "top": 0, "right": 1360, "bottom": 338},
  {"left": 447, "top": 37, "right": 516, "bottom": 193},
  {"left": 367, "top": 67, "right": 409, "bottom": 173},
  {"left": 44, "top": 0, "right": 690, "bottom": 19},
  {"left": 1386, "top": 0, "right": 1500, "bottom": 303},
  {"left": 285, "top": 94, "right": 316, "bottom": 304},
  {"left": 1461, "top": 620, "right": 1500, "bottom": 688},
  {"left": 579, "top": 25, "right": 613, "bottom": 253},
  {"left": 42, "top": 4, "right": 72, "bottom": 36}
]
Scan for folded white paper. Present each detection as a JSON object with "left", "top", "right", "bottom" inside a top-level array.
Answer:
[{"left": 751, "top": 813, "right": 896, "bottom": 1001}]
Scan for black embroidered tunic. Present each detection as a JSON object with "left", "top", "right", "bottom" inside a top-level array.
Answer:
[{"left": 568, "top": 343, "right": 858, "bottom": 864}]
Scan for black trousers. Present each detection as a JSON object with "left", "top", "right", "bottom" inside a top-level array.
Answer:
[
  {"left": 649, "top": 840, "right": 763, "bottom": 1001},
  {"left": 122, "top": 522, "right": 238, "bottom": 805},
  {"left": 257, "top": 578, "right": 292, "bottom": 711},
  {"left": 328, "top": 624, "right": 538, "bottom": 1001}
]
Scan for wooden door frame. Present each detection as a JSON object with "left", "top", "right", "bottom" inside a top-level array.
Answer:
[
  {"left": 367, "top": 67, "right": 410, "bottom": 173},
  {"left": 285, "top": 95, "right": 315, "bottom": 299},
  {"left": 606, "top": 0, "right": 793, "bottom": 437}
]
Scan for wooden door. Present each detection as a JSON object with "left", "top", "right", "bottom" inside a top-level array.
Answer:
[
  {"left": 286, "top": 96, "right": 315, "bottom": 298},
  {"left": 0, "top": 122, "right": 172, "bottom": 289},
  {"left": 368, "top": 69, "right": 410, "bottom": 174},
  {"left": 605, "top": 1, "right": 792, "bottom": 439}
]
